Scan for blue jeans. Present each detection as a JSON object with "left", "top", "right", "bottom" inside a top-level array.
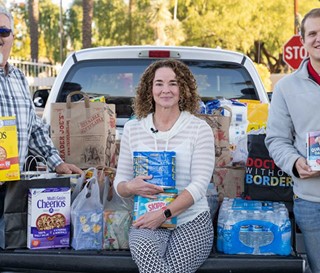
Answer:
[{"left": 294, "top": 197, "right": 320, "bottom": 273}]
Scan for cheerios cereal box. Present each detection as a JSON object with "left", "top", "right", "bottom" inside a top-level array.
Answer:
[
  {"left": 27, "top": 187, "right": 71, "bottom": 249},
  {"left": 0, "top": 116, "right": 20, "bottom": 181}
]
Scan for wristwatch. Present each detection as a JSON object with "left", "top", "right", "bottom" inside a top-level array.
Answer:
[{"left": 162, "top": 206, "right": 172, "bottom": 219}]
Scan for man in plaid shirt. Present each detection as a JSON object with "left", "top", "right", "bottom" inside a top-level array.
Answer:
[{"left": 0, "top": 7, "right": 82, "bottom": 217}]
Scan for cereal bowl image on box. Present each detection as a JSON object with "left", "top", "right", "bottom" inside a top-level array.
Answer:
[{"left": 27, "top": 187, "right": 71, "bottom": 249}]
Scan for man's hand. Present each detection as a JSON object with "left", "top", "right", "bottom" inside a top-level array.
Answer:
[
  {"left": 295, "top": 157, "right": 320, "bottom": 178},
  {"left": 55, "top": 163, "right": 83, "bottom": 175}
]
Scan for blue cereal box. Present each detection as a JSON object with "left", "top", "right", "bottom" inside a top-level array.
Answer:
[
  {"left": 27, "top": 187, "right": 71, "bottom": 249},
  {"left": 133, "top": 151, "right": 176, "bottom": 188},
  {"left": 133, "top": 189, "right": 178, "bottom": 229}
]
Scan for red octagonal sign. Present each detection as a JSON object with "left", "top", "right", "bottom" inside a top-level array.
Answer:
[{"left": 283, "top": 35, "right": 308, "bottom": 70}]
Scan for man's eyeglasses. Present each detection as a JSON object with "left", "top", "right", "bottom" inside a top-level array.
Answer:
[{"left": 0, "top": 28, "right": 12, "bottom": 38}]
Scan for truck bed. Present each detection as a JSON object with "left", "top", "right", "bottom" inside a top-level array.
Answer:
[{"left": 0, "top": 248, "right": 304, "bottom": 273}]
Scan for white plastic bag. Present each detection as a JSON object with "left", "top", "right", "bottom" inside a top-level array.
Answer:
[
  {"left": 71, "top": 175, "right": 103, "bottom": 250},
  {"left": 101, "top": 167, "right": 133, "bottom": 250}
]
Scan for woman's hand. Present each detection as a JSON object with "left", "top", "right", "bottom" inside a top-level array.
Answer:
[
  {"left": 126, "top": 175, "right": 164, "bottom": 198},
  {"left": 133, "top": 209, "right": 166, "bottom": 230}
]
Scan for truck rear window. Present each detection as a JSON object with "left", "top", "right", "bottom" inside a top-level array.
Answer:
[{"left": 57, "top": 59, "right": 258, "bottom": 118}]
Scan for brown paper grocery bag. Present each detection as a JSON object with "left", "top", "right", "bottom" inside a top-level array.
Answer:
[
  {"left": 197, "top": 106, "right": 232, "bottom": 168},
  {"left": 213, "top": 167, "right": 245, "bottom": 202},
  {"left": 50, "top": 91, "right": 116, "bottom": 169}
]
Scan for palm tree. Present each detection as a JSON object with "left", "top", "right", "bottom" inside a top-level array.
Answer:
[
  {"left": 82, "top": 0, "right": 93, "bottom": 49},
  {"left": 149, "top": 0, "right": 184, "bottom": 46},
  {"left": 28, "top": 0, "right": 39, "bottom": 62}
]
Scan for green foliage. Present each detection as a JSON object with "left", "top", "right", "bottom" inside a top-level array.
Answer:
[
  {"left": 39, "top": 0, "right": 61, "bottom": 63},
  {"left": 7, "top": 0, "right": 320, "bottom": 70},
  {"left": 65, "top": 5, "right": 82, "bottom": 51},
  {"left": 93, "top": 0, "right": 128, "bottom": 46},
  {"left": 10, "top": 2, "right": 30, "bottom": 59},
  {"left": 254, "top": 63, "right": 271, "bottom": 92}
]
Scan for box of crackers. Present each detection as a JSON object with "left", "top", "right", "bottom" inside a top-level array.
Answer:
[{"left": 0, "top": 116, "right": 20, "bottom": 181}]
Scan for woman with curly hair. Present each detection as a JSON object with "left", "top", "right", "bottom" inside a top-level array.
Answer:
[{"left": 114, "top": 59, "right": 215, "bottom": 273}]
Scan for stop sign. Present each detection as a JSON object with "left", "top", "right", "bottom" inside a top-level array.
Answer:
[{"left": 283, "top": 35, "right": 308, "bottom": 70}]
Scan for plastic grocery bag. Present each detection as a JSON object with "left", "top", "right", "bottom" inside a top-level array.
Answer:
[
  {"left": 101, "top": 167, "right": 133, "bottom": 250},
  {"left": 71, "top": 167, "right": 98, "bottom": 203},
  {"left": 71, "top": 175, "right": 103, "bottom": 250}
]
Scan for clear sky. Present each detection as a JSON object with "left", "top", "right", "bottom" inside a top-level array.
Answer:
[{"left": 51, "top": 0, "right": 73, "bottom": 9}]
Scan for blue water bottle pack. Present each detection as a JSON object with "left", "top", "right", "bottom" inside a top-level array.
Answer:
[{"left": 217, "top": 198, "right": 291, "bottom": 255}]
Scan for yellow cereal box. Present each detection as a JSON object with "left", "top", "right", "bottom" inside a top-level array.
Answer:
[{"left": 0, "top": 116, "right": 20, "bottom": 181}]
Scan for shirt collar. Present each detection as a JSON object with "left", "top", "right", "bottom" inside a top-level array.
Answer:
[{"left": 307, "top": 60, "right": 320, "bottom": 85}]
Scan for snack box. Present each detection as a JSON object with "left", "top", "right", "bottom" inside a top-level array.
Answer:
[
  {"left": 133, "top": 189, "right": 178, "bottom": 229},
  {"left": 27, "top": 187, "right": 71, "bottom": 249},
  {"left": 133, "top": 151, "right": 176, "bottom": 188},
  {"left": 306, "top": 130, "right": 320, "bottom": 171},
  {"left": 0, "top": 116, "right": 20, "bottom": 181}
]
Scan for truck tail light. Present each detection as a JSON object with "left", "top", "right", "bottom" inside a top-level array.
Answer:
[
  {"left": 138, "top": 50, "right": 180, "bottom": 58},
  {"left": 149, "top": 50, "right": 170, "bottom": 58}
]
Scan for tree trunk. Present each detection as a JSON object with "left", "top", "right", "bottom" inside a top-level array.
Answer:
[
  {"left": 128, "top": 0, "right": 133, "bottom": 45},
  {"left": 82, "top": 0, "right": 93, "bottom": 49},
  {"left": 28, "top": 0, "right": 39, "bottom": 62}
]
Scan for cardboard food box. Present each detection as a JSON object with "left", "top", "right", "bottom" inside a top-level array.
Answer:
[
  {"left": 0, "top": 116, "right": 20, "bottom": 181},
  {"left": 133, "top": 151, "right": 176, "bottom": 188},
  {"left": 306, "top": 130, "right": 320, "bottom": 171},
  {"left": 27, "top": 187, "right": 71, "bottom": 249}
]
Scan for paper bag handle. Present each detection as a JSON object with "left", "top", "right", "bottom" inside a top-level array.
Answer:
[
  {"left": 211, "top": 106, "right": 232, "bottom": 120},
  {"left": 66, "top": 91, "right": 90, "bottom": 109}
]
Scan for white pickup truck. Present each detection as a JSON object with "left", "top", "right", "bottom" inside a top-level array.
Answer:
[{"left": 0, "top": 46, "right": 304, "bottom": 273}]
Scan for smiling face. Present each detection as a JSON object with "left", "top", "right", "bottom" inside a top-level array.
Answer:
[
  {"left": 302, "top": 16, "right": 320, "bottom": 65},
  {"left": 152, "top": 67, "right": 180, "bottom": 112},
  {"left": 0, "top": 13, "right": 13, "bottom": 68}
]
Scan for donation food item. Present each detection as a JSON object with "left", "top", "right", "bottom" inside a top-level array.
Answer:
[
  {"left": 0, "top": 116, "right": 20, "bottom": 181},
  {"left": 133, "top": 151, "right": 176, "bottom": 188},
  {"left": 27, "top": 187, "right": 71, "bottom": 249},
  {"left": 306, "top": 130, "right": 320, "bottom": 171},
  {"left": 133, "top": 189, "right": 178, "bottom": 229}
]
